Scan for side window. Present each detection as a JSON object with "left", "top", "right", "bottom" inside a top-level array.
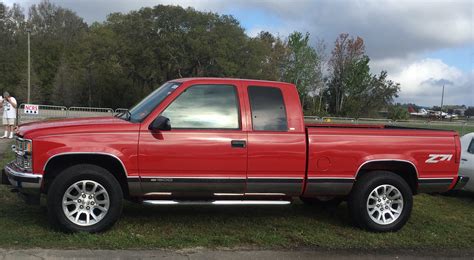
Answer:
[
  {"left": 468, "top": 139, "right": 474, "bottom": 154},
  {"left": 248, "top": 86, "right": 288, "bottom": 131},
  {"left": 162, "top": 84, "right": 240, "bottom": 129}
]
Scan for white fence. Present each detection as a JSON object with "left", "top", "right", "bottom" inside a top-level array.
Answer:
[{"left": 68, "top": 106, "right": 114, "bottom": 118}]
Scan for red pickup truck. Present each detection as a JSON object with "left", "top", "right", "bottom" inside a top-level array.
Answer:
[{"left": 1, "top": 78, "right": 469, "bottom": 233}]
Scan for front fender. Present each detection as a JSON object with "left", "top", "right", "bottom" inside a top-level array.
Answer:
[{"left": 32, "top": 133, "right": 139, "bottom": 176}]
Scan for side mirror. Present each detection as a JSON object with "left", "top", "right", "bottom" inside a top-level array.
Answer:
[{"left": 149, "top": 116, "right": 171, "bottom": 131}]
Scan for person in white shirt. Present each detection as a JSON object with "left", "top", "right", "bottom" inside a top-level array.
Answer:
[{"left": 0, "top": 92, "right": 17, "bottom": 139}]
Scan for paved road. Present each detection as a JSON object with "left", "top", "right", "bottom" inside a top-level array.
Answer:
[{"left": 0, "top": 248, "right": 473, "bottom": 260}]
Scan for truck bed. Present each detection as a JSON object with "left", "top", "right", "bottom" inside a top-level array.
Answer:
[{"left": 303, "top": 123, "right": 460, "bottom": 196}]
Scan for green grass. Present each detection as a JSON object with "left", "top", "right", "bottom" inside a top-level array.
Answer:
[{"left": 1, "top": 149, "right": 474, "bottom": 250}]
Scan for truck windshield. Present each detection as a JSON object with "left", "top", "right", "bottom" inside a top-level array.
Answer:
[{"left": 126, "top": 82, "right": 181, "bottom": 122}]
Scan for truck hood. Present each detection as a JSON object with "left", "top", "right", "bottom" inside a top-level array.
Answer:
[{"left": 18, "top": 117, "right": 139, "bottom": 138}]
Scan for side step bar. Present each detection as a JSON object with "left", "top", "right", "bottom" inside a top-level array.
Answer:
[{"left": 142, "top": 200, "right": 292, "bottom": 206}]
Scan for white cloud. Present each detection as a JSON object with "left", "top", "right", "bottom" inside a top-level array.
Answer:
[
  {"left": 389, "top": 59, "right": 473, "bottom": 106},
  {"left": 216, "top": 0, "right": 473, "bottom": 61}
]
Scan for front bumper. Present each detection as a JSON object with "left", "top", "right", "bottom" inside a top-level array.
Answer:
[
  {"left": 453, "top": 176, "right": 470, "bottom": 190},
  {"left": 1, "top": 161, "right": 42, "bottom": 196}
]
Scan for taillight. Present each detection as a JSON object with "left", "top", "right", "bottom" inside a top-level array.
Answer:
[{"left": 454, "top": 134, "right": 461, "bottom": 164}]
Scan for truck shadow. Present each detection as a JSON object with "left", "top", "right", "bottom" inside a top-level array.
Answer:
[
  {"left": 120, "top": 200, "right": 353, "bottom": 228},
  {"left": 438, "top": 190, "right": 474, "bottom": 200}
]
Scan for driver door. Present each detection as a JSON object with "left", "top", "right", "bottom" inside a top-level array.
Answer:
[{"left": 138, "top": 83, "right": 247, "bottom": 196}]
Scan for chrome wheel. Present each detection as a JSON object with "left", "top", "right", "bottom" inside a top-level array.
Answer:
[
  {"left": 62, "top": 180, "right": 110, "bottom": 226},
  {"left": 366, "top": 184, "right": 404, "bottom": 225}
]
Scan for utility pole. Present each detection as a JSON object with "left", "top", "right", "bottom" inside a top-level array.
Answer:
[
  {"left": 440, "top": 84, "right": 445, "bottom": 112},
  {"left": 26, "top": 28, "right": 31, "bottom": 103}
]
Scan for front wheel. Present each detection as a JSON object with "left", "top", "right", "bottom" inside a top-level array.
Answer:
[
  {"left": 47, "top": 164, "right": 123, "bottom": 233},
  {"left": 348, "top": 171, "right": 413, "bottom": 232}
]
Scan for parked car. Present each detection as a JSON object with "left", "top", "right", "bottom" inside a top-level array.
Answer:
[
  {"left": 1, "top": 78, "right": 469, "bottom": 233},
  {"left": 459, "top": 133, "right": 474, "bottom": 191}
]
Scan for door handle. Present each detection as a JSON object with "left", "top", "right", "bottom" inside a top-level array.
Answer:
[
  {"left": 461, "top": 158, "right": 468, "bottom": 161},
  {"left": 231, "top": 140, "right": 246, "bottom": 148}
]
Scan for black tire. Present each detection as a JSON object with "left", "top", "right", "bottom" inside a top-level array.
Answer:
[
  {"left": 348, "top": 171, "right": 413, "bottom": 232},
  {"left": 47, "top": 164, "right": 123, "bottom": 233},
  {"left": 300, "top": 196, "right": 343, "bottom": 208}
]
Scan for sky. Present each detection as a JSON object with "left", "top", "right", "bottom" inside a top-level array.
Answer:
[{"left": 4, "top": 0, "right": 474, "bottom": 107}]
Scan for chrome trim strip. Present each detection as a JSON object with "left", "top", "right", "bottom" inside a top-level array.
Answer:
[
  {"left": 143, "top": 192, "right": 173, "bottom": 196},
  {"left": 355, "top": 159, "right": 419, "bottom": 178},
  {"left": 307, "top": 177, "right": 355, "bottom": 180},
  {"left": 141, "top": 178, "right": 245, "bottom": 183},
  {"left": 4, "top": 164, "right": 42, "bottom": 184},
  {"left": 43, "top": 152, "right": 128, "bottom": 176},
  {"left": 244, "top": 193, "right": 287, "bottom": 196},
  {"left": 213, "top": 193, "right": 288, "bottom": 196},
  {"left": 247, "top": 177, "right": 303, "bottom": 179},
  {"left": 418, "top": 177, "right": 454, "bottom": 180},
  {"left": 140, "top": 176, "right": 245, "bottom": 179},
  {"left": 247, "top": 178, "right": 303, "bottom": 183},
  {"left": 214, "top": 193, "right": 245, "bottom": 196},
  {"left": 142, "top": 200, "right": 291, "bottom": 205}
]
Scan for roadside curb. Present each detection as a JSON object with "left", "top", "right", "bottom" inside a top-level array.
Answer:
[{"left": 0, "top": 248, "right": 473, "bottom": 260}]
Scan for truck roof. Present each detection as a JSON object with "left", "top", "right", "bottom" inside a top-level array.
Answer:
[{"left": 170, "top": 77, "right": 295, "bottom": 86}]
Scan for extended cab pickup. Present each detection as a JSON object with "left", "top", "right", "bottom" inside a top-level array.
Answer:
[{"left": 1, "top": 78, "right": 469, "bottom": 233}]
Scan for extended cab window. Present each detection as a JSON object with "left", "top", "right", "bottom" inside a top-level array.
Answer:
[
  {"left": 162, "top": 84, "right": 240, "bottom": 129},
  {"left": 248, "top": 86, "right": 288, "bottom": 131}
]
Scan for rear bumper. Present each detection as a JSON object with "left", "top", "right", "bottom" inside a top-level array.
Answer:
[
  {"left": 453, "top": 176, "right": 470, "bottom": 190},
  {"left": 1, "top": 162, "right": 42, "bottom": 196}
]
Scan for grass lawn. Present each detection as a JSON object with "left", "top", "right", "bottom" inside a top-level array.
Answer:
[{"left": 0, "top": 147, "right": 474, "bottom": 250}]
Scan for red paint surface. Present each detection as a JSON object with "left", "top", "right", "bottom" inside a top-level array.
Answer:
[{"left": 18, "top": 78, "right": 461, "bottom": 195}]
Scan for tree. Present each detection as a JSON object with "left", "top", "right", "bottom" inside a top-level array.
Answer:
[
  {"left": 28, "top": 0, "right": 87, "bottom": 103},
  {"left": 0, "top": 3, "right": 27, "bottom": 101},
  {"left": 388, "top": 104, "right": 409, "bottom": 120},
  {"left": 465, "top": 107, "right": 474, "bottom": 117},
  {"left": 327, "top": 33, "right": 365, "bottom": 114},
  {"left": 326, "top": 33, "right": 399, "bottom": 117},
  {"left": 283, "top": 32, "right": 323, "bottom": 108}
]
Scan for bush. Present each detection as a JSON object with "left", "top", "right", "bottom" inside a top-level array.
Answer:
[{"left": 388, "top": 105, "right": 409, "bottom": 120}]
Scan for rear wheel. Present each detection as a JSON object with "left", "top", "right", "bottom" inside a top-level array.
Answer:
[
  {"left": 348, "top": 171, "right": 413, "bottom": 232},
  {"left": 47, "top": 164, "right": 123, "bottom": 233}
]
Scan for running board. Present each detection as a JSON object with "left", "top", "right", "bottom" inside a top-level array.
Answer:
[{"left": 142, "top": 200, "right": 292, "bottom": 206}]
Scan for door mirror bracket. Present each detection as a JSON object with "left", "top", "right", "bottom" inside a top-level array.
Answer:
[{"left": 149, "top": 116, "right": 171, "bottom": 131}]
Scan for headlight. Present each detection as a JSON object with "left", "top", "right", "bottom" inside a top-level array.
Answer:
[{"left": 13, "top": 137, "right": 33, "bottom": 170}]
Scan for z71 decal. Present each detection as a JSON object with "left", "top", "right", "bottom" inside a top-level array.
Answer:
[{"left": 425, "top": 154, "right": 453, "bottom": 164}]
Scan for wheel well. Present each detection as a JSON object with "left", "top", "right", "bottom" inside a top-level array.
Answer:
[
  {"left": 356, "top": 161, "right": 418, "bottom": 194},
  {"left": 43, "top": 154, "right": 129, "bottom": 198}
]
